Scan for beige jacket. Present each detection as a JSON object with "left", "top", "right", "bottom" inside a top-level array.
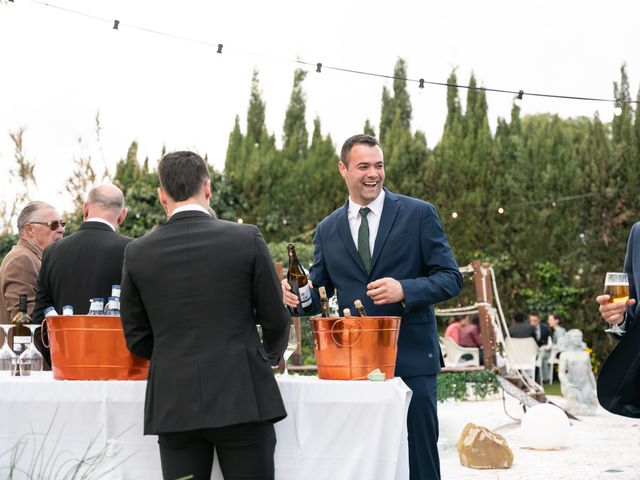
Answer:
[{"left": 0, "top": 238, "right": 43, "bottom": 325}]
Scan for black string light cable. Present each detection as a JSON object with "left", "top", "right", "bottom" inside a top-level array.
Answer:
[{"left": 8, "top": 0, "right": 640, "bottom": 109}]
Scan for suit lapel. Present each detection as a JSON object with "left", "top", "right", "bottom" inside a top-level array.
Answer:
[
  {"left": 370, "top": 190, "right": 400, "bottom": 273},
  {"left": 335, "top": 200, "right": 368, "bottom": 275}
]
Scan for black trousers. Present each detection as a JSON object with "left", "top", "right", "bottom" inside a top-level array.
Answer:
[{"left": 157, "top": 421, "right": 276, "bottom": 480}]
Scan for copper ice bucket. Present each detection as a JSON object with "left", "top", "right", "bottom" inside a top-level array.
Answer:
[
  {"left": 311, "top": 316, "right": 401, "bottom": 380},
  {"left": 46, "top": 315, "right": 149, "bottom": 380}
]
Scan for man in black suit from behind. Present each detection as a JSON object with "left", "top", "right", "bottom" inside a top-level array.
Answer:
[
  {"left": 33, "top": 184, "right": 131, "bottom": 366},
  {"left": 120, "top": 151, "right": 290, "bottom": 480},
  {"left": 508, "top": 311, "right": 535, "bottom": 338}
]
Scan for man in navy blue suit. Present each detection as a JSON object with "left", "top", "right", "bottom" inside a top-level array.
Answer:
[{"left": 283, "top": 134, "right": 463, "bottom": 479}]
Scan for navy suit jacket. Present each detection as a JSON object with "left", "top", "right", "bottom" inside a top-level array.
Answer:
[
  {"left": 598, "top": 222, "right": 640, "bottom": 417},
  {"left": 310, "top": 189, "right": 463, "bottom": 377}
]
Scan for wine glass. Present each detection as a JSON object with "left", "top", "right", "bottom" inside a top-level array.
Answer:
[
  {"left": 282, "top": 323, "right": 297, "bottom": 377},
  {"left": 0, "top": 324, "right": 17, "bottom": 375},
  {"left": 18, "top": 324, "right": 44, "bottom": 376},
  {"left": 603, "top": 272, "right": 629, "bottom": 334}
]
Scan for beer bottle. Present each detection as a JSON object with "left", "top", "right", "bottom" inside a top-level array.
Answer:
[
  {"left": 287, "top": 243, "right": 313, "bottom": 315},
  {"left": 343, "top": 308, "right": 352, "bottom": 317},
  {"left": 354, "top": 299, "right": 367, "bottom": 316},
  {"left": 319, "top": 286, "right": 330, "bottom": 318},
  {"left": 10, "top": 294, "right": 32, "bottom": 374}
]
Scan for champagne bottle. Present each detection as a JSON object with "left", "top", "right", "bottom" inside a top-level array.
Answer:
[
  {"left": 354, "top": 299, "right": 367, "bottom": 316},
  {"left": 319, "top": 286, "right": 330, "bottom": 318},
  {"left": 343, "top": 308, "right": 352, "bottom": 317},
  {"left": 287, "top": 243, "right": 313, "bottom": 315},
  {"left": 10, "top": 294, "right": 32, "bottom": 375}
]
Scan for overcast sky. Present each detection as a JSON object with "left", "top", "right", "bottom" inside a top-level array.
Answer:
[{"left": 1, "top": 0, "right": 639, "bottom": 222}]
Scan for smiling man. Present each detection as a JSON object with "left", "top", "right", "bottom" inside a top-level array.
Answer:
[{"left": 282, "top": 133, "right": 463, "bottom": 480}]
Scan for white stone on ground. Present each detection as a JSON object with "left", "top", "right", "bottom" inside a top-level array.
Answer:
[{"left": 438, "top": 394, "right": 640, "bottom": 480}]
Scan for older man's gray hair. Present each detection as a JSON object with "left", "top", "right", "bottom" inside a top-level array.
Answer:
[{"left": 16, "top": 201, "right": 56, "bottom": 236}]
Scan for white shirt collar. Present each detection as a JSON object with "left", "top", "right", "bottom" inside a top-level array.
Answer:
[
  {"left": 85, "top": 217, "right": 115, "bottom": 231},
  {"left": 171, "top": 204, "right": 212, "bottom": 217},
  {"left": 347, "top": 189, "right": 385, "bottom": 220}
]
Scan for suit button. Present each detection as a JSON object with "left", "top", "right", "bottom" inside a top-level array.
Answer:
[{"left": 428, "top": 353, "right": 433, "bottom": 358}]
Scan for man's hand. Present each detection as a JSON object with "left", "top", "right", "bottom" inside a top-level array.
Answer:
[
  {"left": 596, "top": 294, "right": 635, "bottom": 325},
  {"left": 366, "top": 277, "right": 404, "bottom": 305},
  {"left": 281, "top": 279, "right": 313, "bottom": 308},
  {"left": 281, "top": 279, "right": 298, "bottom": 309}
]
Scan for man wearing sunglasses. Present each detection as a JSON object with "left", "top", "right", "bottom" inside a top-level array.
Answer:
[
  {"left": 33, "top": 184, "right": 130, "bottom": 366},
  {"left": 0, "top": 201, "right": 64, "bottom": 328}
]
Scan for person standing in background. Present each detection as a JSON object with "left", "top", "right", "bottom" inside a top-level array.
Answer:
[
  {"left": 33, "top": 184, "right": 130, "bottom": 366},
  {"left": 0, "top": 201, "right": 64, "bottom": 347}
]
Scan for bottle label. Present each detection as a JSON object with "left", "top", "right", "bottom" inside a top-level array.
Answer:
[
  {"left": 14, "top": 336, "right": 31, "bottom": 352},
  {"left": 298, "top": 284, "right": 312, "bottom": 308}
]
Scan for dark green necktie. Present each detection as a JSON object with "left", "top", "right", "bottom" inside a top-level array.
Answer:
[{"left": 358, "top": 207, "right": 371, "bottom": 273}]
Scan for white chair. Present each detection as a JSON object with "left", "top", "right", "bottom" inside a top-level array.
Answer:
[
  {"left": 441, "top": 336, "right": 480, "bottom": 367},
  {"left": 504, "top": 337, "right": 539, "bottom": 379}
]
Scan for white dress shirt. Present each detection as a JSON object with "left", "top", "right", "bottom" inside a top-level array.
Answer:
[
  {"left": 171, "top": 204, "right": 212, "bottom": 217},
  {"left": 85, "top": 217, "right": 115, "bottom": 232},
  {"left": 347, "top": 190, "right": 385, "bottom": 255}
]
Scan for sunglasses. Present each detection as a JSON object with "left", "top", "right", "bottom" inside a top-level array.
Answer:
[{"left": 30, "top": 220, "right": 66, "bottom": 231}]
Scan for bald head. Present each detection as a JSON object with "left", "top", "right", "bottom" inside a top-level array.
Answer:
[{"left": 84, "top": 184, "right": 127, "bottom": 228}]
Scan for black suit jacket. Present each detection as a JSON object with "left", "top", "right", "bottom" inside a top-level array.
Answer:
[
  {"left": 508, "top": 322, "right": 535, "bottom": 339},
  {"left": 120, "top": 211, "right": 290, "bottom": 434},
  {"left": 34, "top": 222, "right": 131, "bottom": 321},
  {"left": 534, "top": 322, "right": 550, "bottom": 347},
  {"left": 33, "top": 222, "right": 131, "bottom": 363},
  {"left": 598, "top": 222, "right": 640, "bottom": 417}
]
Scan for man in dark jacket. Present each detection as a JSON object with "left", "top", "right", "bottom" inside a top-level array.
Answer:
[{"left": 120, "top": 151, "right": 290, "bottom": 480}]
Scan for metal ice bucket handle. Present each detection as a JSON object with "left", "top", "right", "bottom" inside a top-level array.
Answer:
[{"left": 330, "top": 318, "right": 364, "bottom": 347}]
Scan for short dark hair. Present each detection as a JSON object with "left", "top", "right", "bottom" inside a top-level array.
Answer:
[
  {"left": 158, "top": 151, "right": 209, "bottom": 201},
  {"left": 340, "top": 134, "right": 381, "bottom": 167},
  {"left": 550, "top": 312, "right": 561, "bottom": 323},
  {"left": 513, "top": 312, "right": 526, "bottom": 324}
]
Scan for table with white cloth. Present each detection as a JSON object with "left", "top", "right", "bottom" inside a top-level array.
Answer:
[{"left": 0, "top": 373, "right": 411, "bottom": 479}]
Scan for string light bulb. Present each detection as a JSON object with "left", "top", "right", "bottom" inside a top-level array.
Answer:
[
  {"left": 316, "top": 62, "right": 323, "bottom": 73},
  {"left": 498, "top": 207, "right": 505, "bottom": 215},
  {"left": 418, "top": 78, "right": 425, "bottom": 96},
  {"left": 513, "top": 90, "right": 524, "bottom": 107},
  {"left": 451, "top": 211, "right": 459, "bottom": 219},
  {"left": 613, "top": 98, "right": 623, "bottom": 117},
  {"left": 113, "top": 20, "right": 120, "bottom": 30}
]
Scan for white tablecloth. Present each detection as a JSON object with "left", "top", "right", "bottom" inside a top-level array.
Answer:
[{"left": 0, "top": 373, "right": 411, "bottom": 479}]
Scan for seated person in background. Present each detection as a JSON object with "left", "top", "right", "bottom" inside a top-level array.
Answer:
[
  {"left": 444, "top": 315, "right": 469, "bottom": 344},
  {"left": 508, "top": 311, "right": 535, "bottom": 338},
  {"left": 459, "top": 313, "right": 484, "bottom": 364}
]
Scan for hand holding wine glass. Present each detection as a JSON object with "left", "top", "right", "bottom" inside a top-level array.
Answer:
[
  {"left": 282, "top": 323, "right": 297, "bottom": 376},
  {"left": 598, "top": 272, "right": 634, "bottom": 334}
]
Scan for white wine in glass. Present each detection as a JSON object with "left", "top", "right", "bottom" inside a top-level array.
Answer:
[
  {"left": 604, "top": 272, "right": 630, "bottom": 334},
  {"left": 282, "top": 324, "right": 297, "bottom": 376}
]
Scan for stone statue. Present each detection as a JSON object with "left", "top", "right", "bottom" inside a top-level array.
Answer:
[{"left": 558, "top": 329, "right": 598, "bottom": 416}]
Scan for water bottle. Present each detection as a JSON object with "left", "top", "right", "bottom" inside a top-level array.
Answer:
[
  {"left": 106, "top": 296, "right": 120, "bottom": 316},
  {"left": 43, "top": 306, "right": 59, "bottom": 317},
  {"left": 62, "top": 305, "right": 74, "bottom": 315},
  {"left": 88, "top": 298, "right": 104, "bottom": 315}
]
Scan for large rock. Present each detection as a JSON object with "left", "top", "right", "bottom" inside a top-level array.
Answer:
[{"left": 456, "top": 422, "right": 514, "bottom": 469}]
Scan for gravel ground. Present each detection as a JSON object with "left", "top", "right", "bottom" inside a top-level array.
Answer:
[{"left": 437, "top": 394, "right": 640, "bottom": 480}]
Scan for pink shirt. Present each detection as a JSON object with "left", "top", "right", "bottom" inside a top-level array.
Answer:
[
  {"left": 459, "top": 324, "right": 482, "bottom": 348},
  {"left": 444, "top": 322, "right": 462, "bottom": 344}
]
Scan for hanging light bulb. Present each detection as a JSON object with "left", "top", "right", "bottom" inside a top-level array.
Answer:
[
  {"left": 418, "top": 78, "right": 425, "bottom": 96},
  {"left": 497, "top": 207, "right": 505, "bottom": 215},
  {"left": 513, "top": 90, "right": 524, "bottom": 107},
  {"left": 613, "top": 98, "right": 623, "bottom": 117},
  {"left": 451, "top": 211, "right": 458, "bottom": 219}
]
